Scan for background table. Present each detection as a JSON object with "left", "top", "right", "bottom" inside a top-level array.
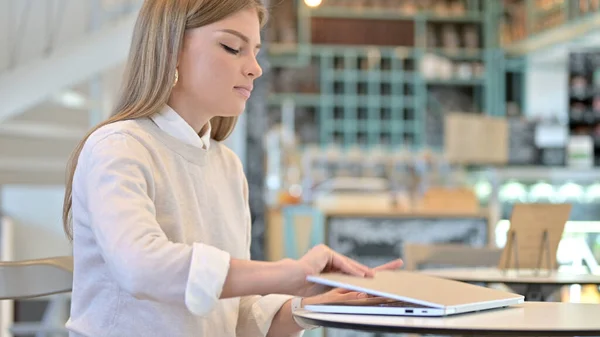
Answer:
[
  {"left": 421, "top": 268, "right": 600, "bottom": 301},
  {"left": 294, "top": 302, "right": 600, "bottom": 336}
]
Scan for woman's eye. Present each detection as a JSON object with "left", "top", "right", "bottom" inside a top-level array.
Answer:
[{"left": 221, "top": 44, "right": 240, "bottom": 55}]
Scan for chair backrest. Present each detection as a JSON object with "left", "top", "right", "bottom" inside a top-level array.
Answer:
[
  {"left": 0, "top": 215, "right": 16, "bottom": 336},
  {"left": 403, "top": 243, "right": 502, "bottom": 271},
  {"left": 0, "top": 256, "right": 74, "bottom": 300}
]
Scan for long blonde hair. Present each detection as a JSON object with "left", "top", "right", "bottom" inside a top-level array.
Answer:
[{"left": 63, "top": 0, "right": 267, "bottom": 240}]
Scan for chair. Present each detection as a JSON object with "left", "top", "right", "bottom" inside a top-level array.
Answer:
[
  {"left": 0, "top": 215, "right": 15, "bottom": 336},
  {"left": 282, "top": 205, "right": 325, "bottom": 259},
  {"left": 399, "top": 243, "right": 503, "bottom": 337},
  {"left": 402, "top": 243, "right": 503, "bottom": 271},
  {"left": 0, "top": 256, "right": 73, "bottom": 337},
  {"left": 0, "top": 256, "right": 73, "bottom": 300}
]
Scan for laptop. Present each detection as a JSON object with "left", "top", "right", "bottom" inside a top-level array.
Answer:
[{"left": 304, "top": 270, "right": 524, "bottom": 317}]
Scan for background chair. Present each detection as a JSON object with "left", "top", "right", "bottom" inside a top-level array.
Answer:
[
  {"left": 0, "top": 256, "right": 73, "bottom": 337},
  {"left": 402, "top": 242, "right": 503, "bottom": 271},
  {"left": 282, "top": 204, "right": 325, "bottom": 259}
]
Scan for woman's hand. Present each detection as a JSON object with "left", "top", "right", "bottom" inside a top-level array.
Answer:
[
  {"left": 280, "top": 244, "right": 375, "bottom": 297},
  {"left": 302, "top": 287, "right": 369, "bottom": 307},
  {"left": 371, "top": 259, "right": 404, "bottom": 272},
  {"left": 281, "top": 245, "right": 405, "bottom": 298},
  {"left": 300, "top": 258, "right": 404, "bottom": 305}
]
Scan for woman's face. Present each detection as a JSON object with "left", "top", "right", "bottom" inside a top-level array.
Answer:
[{"left": 175, "top": 8, "right": 262, "bottom": 119}]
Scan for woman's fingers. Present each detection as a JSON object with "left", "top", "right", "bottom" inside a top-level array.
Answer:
[
  {"left": 374, "top": 259, "right": 404, "bottom": 271},
  {"left": 330, "top": 253, "right": 363, "bottom": 276},
  {"left": 344, "top": 254, "right": 376, "bottom": 277},
  {"left": 329, "top": 287, "right": 349, "bottom": 294},
  {"left": 308, "top": 244, "right": 375, "bottom": 277},
  {"left": 338, "top": 291, "right": 369, "bottom": 301},
  {"left": 330, "top": 251, "right": 374, "bottom": 277}
]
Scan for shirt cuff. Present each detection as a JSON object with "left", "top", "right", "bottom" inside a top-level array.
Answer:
[
  {"left": 253, "top": 294, "right": 295, "bottom": 336},
  {"left": 184, "top": 242, "right": 231, "bottom": 316}
]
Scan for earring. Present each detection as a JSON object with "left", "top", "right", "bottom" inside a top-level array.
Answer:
[{"left": 173, "top": 68, "right": 179, "bottom": 87}]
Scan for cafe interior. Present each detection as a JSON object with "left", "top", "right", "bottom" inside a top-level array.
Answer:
[{"left": 2, "top": 0, "right": 600, "bottom": 336}]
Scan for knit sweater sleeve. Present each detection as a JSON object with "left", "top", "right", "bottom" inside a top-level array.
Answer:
[
  {"left": 234, "top": 167, "right": 302, "bottom": 337},
  {"left": 81, "top": 132, "right": 230, "bottom": 317}
]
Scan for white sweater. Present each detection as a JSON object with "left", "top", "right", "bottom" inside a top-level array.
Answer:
[{"left": 66, "top": 116, "right": 294, "bottom": 337}]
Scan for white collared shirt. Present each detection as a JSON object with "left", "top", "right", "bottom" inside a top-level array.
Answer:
[{"left": 150, "top": 104, "right": 211, "bottom": 150}]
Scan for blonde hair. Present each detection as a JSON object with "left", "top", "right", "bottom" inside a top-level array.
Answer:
[{"left": 63, "top": 0, "right": 268, "bottom": 240}]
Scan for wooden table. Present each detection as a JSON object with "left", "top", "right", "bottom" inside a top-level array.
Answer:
[{"left": 294, "top": 302, "right": 600, "bottom": 336}]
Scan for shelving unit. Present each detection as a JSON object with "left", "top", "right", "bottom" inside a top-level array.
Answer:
[
  {"left": 267, "top": 0, "right": 506, "bottom": 150},
  {"left": 263, "top": 0, "right": 600, "bottom": 158},
  {"left": 502, "top": 0, "right": 600, "bottom": 55},
  {"left": 566, "top": 51, "right": 600, "bottom": 166},
  {"left": 270, "top": 46, "right": 423, "bottom": 147}
]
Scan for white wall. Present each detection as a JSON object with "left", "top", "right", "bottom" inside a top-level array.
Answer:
[
  {"left": 524, "top": 55, "right": 569, "bottom": 119},
  {"left": 1, "top": 185, "right": 71, "bottom": 260},
  {"left": 523, "top": 29, "right": 600, "bottom": 119}
]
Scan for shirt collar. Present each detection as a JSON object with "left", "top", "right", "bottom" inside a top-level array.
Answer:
[
  {"left": 150, "top": 104, "right": 210, "bottom": 150},
  {"left": 200, "top": 122, "right": 211, "bottom": 149}
]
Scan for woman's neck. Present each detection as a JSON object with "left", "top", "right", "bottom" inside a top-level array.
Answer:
[{"left": 167, "top": 95, "right": 210, "bottom": 134}]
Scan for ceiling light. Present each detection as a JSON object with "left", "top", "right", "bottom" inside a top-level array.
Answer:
[
  {"left": 52, "top": 90, "right": 88, "bottom": 109},
  {"left": 304, "top": 0, "right": 322, "bottom": 8}
]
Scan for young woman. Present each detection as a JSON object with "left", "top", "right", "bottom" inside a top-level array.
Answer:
[{"left": 62, "top": 1, "right": 402, "bottom": 336}]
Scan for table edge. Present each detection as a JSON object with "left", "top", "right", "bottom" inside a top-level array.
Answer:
[
  {"left": 447, "top": 278, "right": 600, "bottom": 286},
  {"left": 298, "top": 316, "right": 600, "bottom": 336}
]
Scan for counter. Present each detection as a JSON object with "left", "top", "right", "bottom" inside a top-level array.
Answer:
[{"left": 266, "top": 206, "right": 492, "bottom": 265}]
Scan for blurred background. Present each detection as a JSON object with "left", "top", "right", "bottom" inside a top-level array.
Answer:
[{"left": 3, "top": 0, "right": 600, "bottom": 336}]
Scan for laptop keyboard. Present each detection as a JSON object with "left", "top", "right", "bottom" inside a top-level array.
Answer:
[
  {"left": 376, "top": 300, "right": 428, "bottom": 308},
  {"left": 333, "top": 297, "right": 430, "bottom": 308}
]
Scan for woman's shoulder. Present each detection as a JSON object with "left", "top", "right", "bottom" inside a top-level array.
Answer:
[
  {"left": 88, "top": 118, "right": 150, "bottom": 142},
  {"left": 211, "top": 141, "right": 244, "bottom": 174},
  {"left": 81, "top": 119, "right": 156, "bottom": 161}
]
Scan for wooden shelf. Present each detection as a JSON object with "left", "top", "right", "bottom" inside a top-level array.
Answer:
[
  {"left": 267, "top": 93, "right": 417, "bottom": 108},
  {"left": 320, "top": 207, "right": 490, "bottom": 218},
  {"left": 425, "top": 48, "right": 485, "bottom": 60},
  {"left": 425, "top": 78, "right": 485, "bottom": 86},
  {"left": 504, "top": 9, "right": 600, "bottom": 55},
  {"left": 309, "top": 7, "right": 483, "bottom": 23}
]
